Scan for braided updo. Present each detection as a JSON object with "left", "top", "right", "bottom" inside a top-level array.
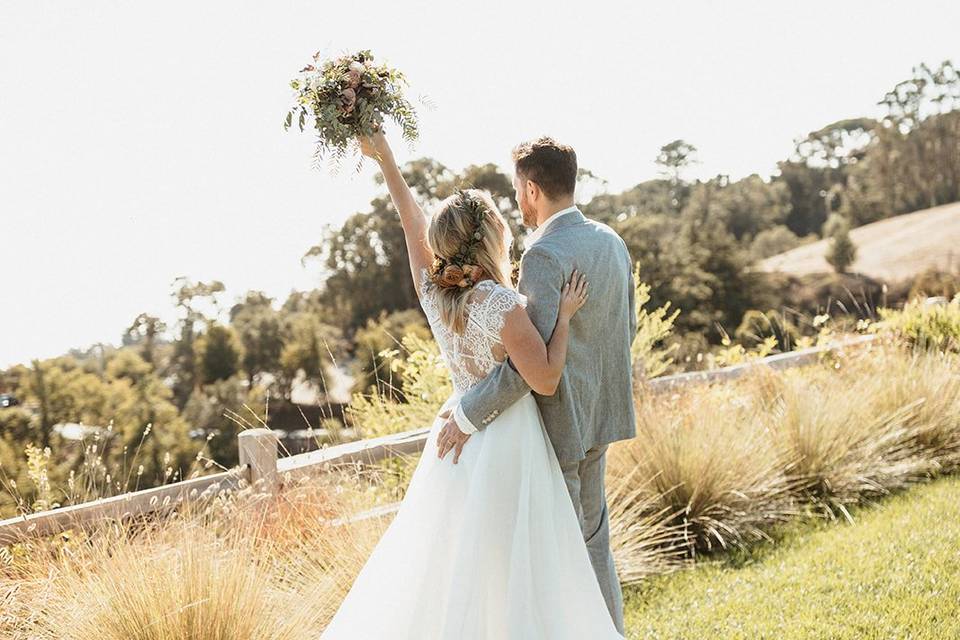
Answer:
[{"left": 427, "top": 189, "right": 513, "bottom": 333}]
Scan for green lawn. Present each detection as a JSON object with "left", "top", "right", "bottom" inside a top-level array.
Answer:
[{"left": 623, "top": 475, "right": 960, "bottom": 639}]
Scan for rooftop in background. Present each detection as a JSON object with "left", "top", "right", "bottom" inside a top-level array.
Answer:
[{"left": 757, "top": 202, "right": 960, "bottom": 281}]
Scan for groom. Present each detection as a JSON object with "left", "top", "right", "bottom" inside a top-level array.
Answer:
[{"left": 437, "top": 136, "right": 637, "bottom": 632}]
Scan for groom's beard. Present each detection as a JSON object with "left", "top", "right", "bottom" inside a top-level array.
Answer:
[{"left": 520, "top": 203, "right": 538, "bottom": 229}]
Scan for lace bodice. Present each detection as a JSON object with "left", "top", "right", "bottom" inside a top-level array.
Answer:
[{"left": 419, "top": 269, "right": 527, "bottom": 394}]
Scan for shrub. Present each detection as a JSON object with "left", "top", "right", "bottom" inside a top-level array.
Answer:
[
  {"left": 907, "top": 267, "right": 960, "bottom": 300},
  {"left": 734, "top": 309, "right": 802, "bottom": 350},
  {"left": 823, "top": 214, "right": 858, "bottom": 274},
  {"left": 611, "top": 372, "right": 797, "bottom": 558},
  {"left": 749, "top": 224, "right": 810, "bottom": 260},
  {"left": 350, "top": 309, "right": 431, "bottom": 395},
  {"left": 631, "top": 270, "right": 680, "bottom": 380},
  {"left": 873, "top": 293, "right": 960, "bottom": 353},
  {"left": 346, "top": 334, "right": 450, "bottom": 438}
]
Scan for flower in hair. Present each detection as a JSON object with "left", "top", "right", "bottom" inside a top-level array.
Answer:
[
  {"left": 439, "top": 264, "right": 465, "bottom": 287},
  {"left": 428, "top": 191, "right": 490, "bottom": 290}
]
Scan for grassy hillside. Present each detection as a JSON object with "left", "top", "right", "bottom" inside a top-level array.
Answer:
[
  {"left": 624, "top": 475, "right": 960, "bottom": 639},
  {"left": 759, "top": 202, "right": 960, "bottom": 280}
]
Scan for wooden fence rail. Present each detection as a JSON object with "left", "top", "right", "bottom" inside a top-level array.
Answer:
[{"left": 0, "top": 335, "right": 877, "bottom": 544}]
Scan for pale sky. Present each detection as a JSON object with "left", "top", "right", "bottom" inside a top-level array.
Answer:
[{"left": 1, "top": 1, "right": 958, "bottom": 368}]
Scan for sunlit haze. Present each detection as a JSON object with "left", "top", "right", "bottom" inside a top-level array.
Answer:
[{"left": 1, "top": 0, "right": 958, "bottom": 367}]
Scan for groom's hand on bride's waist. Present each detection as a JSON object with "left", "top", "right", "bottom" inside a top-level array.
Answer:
[{"left": 437, "top": 410, "right": 471, "bottom": 464}]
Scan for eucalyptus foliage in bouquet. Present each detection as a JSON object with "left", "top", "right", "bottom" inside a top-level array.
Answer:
[{"left": 285, "top": 50, "right": 419, "bottom": 168}]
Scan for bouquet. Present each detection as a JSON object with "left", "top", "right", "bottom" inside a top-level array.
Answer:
[{"left": 284, "top": 50, "right": 419, "bottom": 168}]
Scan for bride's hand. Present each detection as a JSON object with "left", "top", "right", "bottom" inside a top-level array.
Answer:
[
  {"left": 558, "top": 270, "right": 589, "bottom": 321},
  {"left": 358, "top": 129, "right": 391, "bottom": 163}
]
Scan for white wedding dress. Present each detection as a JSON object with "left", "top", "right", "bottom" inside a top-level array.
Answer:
[{"left": 320, "top": 273, "right": 623, "bottom": 639}]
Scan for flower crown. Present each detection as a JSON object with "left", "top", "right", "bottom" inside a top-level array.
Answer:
[{"left": 429, "top": 190, "right": 487, "bottom": 290}]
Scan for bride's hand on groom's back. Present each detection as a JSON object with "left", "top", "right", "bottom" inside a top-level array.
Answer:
[{"left": 558, "top": 271, "right": 589, "bottom": 321}]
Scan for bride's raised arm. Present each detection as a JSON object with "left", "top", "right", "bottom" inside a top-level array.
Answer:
[{"left": 359, "top": 131, "right": 433, "bottom": 296}]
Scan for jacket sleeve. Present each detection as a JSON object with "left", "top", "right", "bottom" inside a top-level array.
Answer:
[
  {"left": 457, "top": 246, "right": 564, "bottom": 431},
  {"left": 625, "top": 242, "right": 638, "bottom": 342}
]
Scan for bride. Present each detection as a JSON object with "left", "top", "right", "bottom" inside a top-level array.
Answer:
[{"left": 319, "top": 131, "right": 624, "bottom": 639}]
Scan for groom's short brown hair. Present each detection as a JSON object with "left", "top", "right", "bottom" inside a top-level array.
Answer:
[{"left": 512, "top": 136, "right": 577, "bottom": 200}]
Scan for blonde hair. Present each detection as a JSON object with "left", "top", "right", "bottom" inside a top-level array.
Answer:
[{"left": 427, "top": 189, "right": 513, "bottom": 333}]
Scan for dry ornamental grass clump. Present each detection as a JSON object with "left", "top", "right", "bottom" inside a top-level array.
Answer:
[
  {"left": 608, "top": 371, "right": 799, "bottom": 560},
  {"left": 768, "top": 346, "right": 960, "bottom": 518},
  {"left": 1, "top": 473, "right": 389, "bottom": 640}
]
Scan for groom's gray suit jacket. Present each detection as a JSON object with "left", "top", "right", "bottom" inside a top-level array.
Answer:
[{"left": 460, "top": 209, "right": 637, "bottom": 463}]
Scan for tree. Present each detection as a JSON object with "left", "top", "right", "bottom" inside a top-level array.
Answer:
[
  {"left": 351, "top": 309, "right": 431, "bottom": 395},
  {"left": 675, "top": 179, "right": 776, "bottom": 337},
  {"left": 8, "top": 355, "right": 197, "bottom": 498},
  {"left": 709, "top": 174, "right": 792, "bottom": 241},
  {"left": 656, "top": 139, "right": 698, "bottom": 183},
  {"left": 795, "top": 118, "right": 877, "bottom": 170},
  {"left": 123, "top": 313, "right": 166, "bottom": 367},
  {"left": 611, "top": 178, "right": 777, "bottom": 342},
  {"left": 181, "top": 376, "right": 266, "bottom": 466},
  {"left": 656, "top": 139, "right": 698, "bottom": 212},
  {"left": 16, "top": 358, "right": 111, "bottom": 441},
  {"left": 195, "top": 324, "right": 242, "bottom": 385},
  {"left": 306, "top": 196, "right": 420, "bottom": 330},
  {"left": 774, "top": 160, "right": 835, "bottom": 237},
  {"left": 750, "top": 225, "right": 807, "bottom": 261},
  {"left": 279, "top": 314, "right": 346, "bottom": 400},
  {"left": 29, "top": 360, "right": 52, "bottom": 449},
  {"left": 105, "top": 349, "right": 153, "bottom": 384},
  {"left": 583, "top": 178, "right": 674, "bottom": 225},
  {"left": 104, "top": 367, "right": 195, "bottom": 485},
  {"left": 823, "top": 214, "right": 858, "bottom": 274},
  {"left": 170, "top": 278, "right": 225, "bottom": 406},
  {"left": 229, "top": 292, "right": 284, "bottom": 387}
]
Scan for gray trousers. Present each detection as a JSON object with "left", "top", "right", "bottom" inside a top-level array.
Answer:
[{"left": 559, "top": 444, "right": 625, "bottom": 634}]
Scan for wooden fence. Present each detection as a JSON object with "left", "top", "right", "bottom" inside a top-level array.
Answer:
[{"left": 0, "top": 334, "right": 877, "bottom": 545}]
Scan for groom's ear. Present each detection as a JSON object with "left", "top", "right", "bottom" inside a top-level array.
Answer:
[{"left": 525, "top": 178, "right": 543, "bottom": 203}]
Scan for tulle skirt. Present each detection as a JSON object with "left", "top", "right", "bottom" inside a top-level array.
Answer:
[{"left": 320, "top": 392, "right": 623, "bottom": 639}]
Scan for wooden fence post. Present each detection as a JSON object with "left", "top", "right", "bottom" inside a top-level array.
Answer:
[{"left": 238, "top": 429, "right": 280, "bottom": 494}]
